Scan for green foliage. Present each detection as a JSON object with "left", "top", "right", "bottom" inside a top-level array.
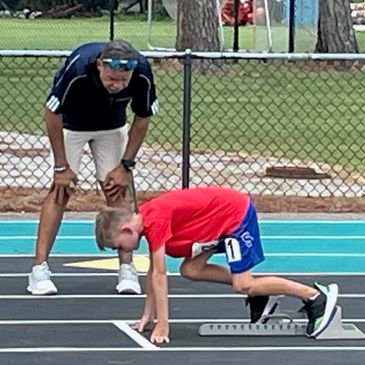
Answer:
[
  {"left": 152, "top": 0, "right": 169, "bottom": 19},
  {"left": 2, "top": 0, "right": 113, "bottom": 12}
]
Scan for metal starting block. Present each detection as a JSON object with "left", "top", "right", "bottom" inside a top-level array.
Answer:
[{"left": 199, "top": 305, "right": 365, "bottom": 340}]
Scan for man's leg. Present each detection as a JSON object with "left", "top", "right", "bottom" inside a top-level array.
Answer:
[
  {"left": 91, "top": 126, "right": 141, "bottom": 294},
  {"left": 28, "top": 190, "right": 69, "bottom": 295},
  {"left": 28, "top": 128, "right": 85, "bottom": 295},
  {"left": 34, "top": 193, "right": 66, "bottom": 264}
]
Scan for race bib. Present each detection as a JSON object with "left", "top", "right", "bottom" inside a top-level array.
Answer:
[
  {"left": 191, "top": 240, "right": 220, "bottom": 258},
  {"left": 224, "top": 237, "right": 242, "bottom": 263}
]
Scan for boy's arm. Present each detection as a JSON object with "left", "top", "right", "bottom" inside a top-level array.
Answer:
[
  {"left": 150, "top": 244, "right": 169, "bottom": 344},
  {"left": 135, "top": 261, "right": 155, "bottom": 331}
]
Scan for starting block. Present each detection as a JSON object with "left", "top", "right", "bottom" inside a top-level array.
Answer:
[{"left": 199, "top": 304, "right": 365, "bottom": 340}]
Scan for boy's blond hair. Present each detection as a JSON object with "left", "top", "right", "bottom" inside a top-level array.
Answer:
[{"left": 95, "top": 206, "right": 133, "bottom": 250}]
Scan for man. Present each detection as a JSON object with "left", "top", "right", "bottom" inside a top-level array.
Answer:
[
  {"left": 27, "top": 39, "right": 158, "bottom": 296},
  {"left": 94, "top": 187, "right": 338, "bottom": 344}
]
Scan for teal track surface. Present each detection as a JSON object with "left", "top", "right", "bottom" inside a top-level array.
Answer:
[{"left": 1, "top": 219, "right": 365, "bottom": 273}]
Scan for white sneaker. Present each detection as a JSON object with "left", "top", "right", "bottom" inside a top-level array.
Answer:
[
  {"left": 27, "top": 262, "right": 58, "bottom": 295},
  {"left": 116, "top": 263, "right": 142, "bottom": 294}
]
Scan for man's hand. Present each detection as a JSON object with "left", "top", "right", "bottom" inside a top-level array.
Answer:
[
  {"left": 150, "top": 321, "right": 169, "bottom": 344},
  {"left": 103, "top": 166, "right": 129, "bottom": 201},
  {"left": 51, "top": 167, "right": 78, "bottom": 205}
]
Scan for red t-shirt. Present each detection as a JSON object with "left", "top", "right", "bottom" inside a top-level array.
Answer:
[{"left": 139, "top": 187, "right": 250, "bottom": 258}]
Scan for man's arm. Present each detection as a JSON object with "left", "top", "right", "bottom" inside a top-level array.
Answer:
[
  {"left": 122, "top": 115, "right": 150, "bottom": 160},
  {"left": 150, "top": 244, "right": 169, "bottom": 344},
  {"left": 103, "top": 115, "right": 150, "bottom": 200},
  {"left": 44, "top": 108, "right": 68, "bottom": 167},
  {"left": 44, "top": 108, "right": 77, "bottom": 204}
]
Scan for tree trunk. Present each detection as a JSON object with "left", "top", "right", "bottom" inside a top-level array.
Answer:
[
  {"left": 176, "top": 0, "right": 222, "bottom": 51},
  {"left": 315, "top": 0, "right": 358, "bottom": 53},
  {"left": 176, "top": 0, "right": 223, "bottom": 72}
]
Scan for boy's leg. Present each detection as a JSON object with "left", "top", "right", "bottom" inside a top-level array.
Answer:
[
  {"left": 231, "top": 271, "right": 317, "bottom": 298},
  {"left": 180, "top": 250, "right": 232, "bottom": 284},
  {"left": 231, "top": 271, "right": 338, "bottom": 337},
  {"left": 226, "top": 200, "right": 338, "bottom": 336},
  {"left": 28, "top": 129, "right": 85, "bottom": 295},
  {"left": 90, "top": 126, "right": 141, "bottom": 294}
]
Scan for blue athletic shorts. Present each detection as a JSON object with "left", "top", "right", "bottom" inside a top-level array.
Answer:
[{"left": 216, "top": 201, "right": 265, "bottom": 274}]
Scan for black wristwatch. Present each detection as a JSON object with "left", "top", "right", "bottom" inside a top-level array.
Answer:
[{"left": 121, "top": 159, "right": 136, "bottom": 172}]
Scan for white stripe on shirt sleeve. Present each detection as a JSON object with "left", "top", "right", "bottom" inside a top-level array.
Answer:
[{"left": 46, "top": 95, "right": 60, "bottom": 112}]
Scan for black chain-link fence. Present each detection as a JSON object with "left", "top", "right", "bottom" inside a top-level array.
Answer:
[{"left": 1, "top": 51, "right": 365, "bottom": 206}]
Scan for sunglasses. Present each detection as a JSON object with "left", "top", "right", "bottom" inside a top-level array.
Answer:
[{"left": 102, "top": 58, "right": 138, "bottom": 71}]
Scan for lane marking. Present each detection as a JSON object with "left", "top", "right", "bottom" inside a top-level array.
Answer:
[
  {"left": 2, "top": 235, "right": 365, "bottom": 240},
  {"left": 1, "top": 220, "right": 365, "bottom": 224},
  {"left": 0, "top": 236, "right": 93, "bottom": 240},
  {"left": 113, "top": 321, "right": 157, "bottom": 350},
  {"left": 0, "top": 318, "right": 365, "bottom": 325},
  {"left": 261, "top": 220, "right": 365, "bottom": 224},
  {"left": 263, "top": 236, "right": 365, "bottom": 239},
  {"left": 64, "top": 257, "right": 150, "bottom": 272},
  {"left": 0, "top": 254, "right": 116, "bottom": 257},
  {"left": 266, "top": 253, "right": 365, "bottom": 257},
  {"left": 0, "top": 220, "right": 94, "bottom": 224},
  {"left": 0, "top": 346, "right": 365, "bottom": 352},
  {"left": 2, "top": 272, "right": 365, "bottom": 277},
  {"left": 0, "top": 294, "right": 365, "bottom": 299},
  {"left": 4, "top": 253, "right": 365, "bottom": 259}
]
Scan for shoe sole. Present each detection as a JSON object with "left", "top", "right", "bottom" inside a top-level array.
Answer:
[
  {"left": 26, "top": 286, "right": 58, "bottom": 296},
  {"left": 116, "top": 279, "right": 142, "bottom": 295},
  {"left": 308, "top": 283, "right": 338, "bottom": 338},
  {"left": 117, "top": 289, "right": 141, "bottom": 295}
]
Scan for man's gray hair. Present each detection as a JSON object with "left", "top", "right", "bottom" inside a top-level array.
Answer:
[{"left": 100, "top": 39, "right": 139, "bottom": 60}]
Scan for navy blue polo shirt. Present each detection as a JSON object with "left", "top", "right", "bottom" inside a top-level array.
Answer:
[{"left": 45, "top": 42, "right": 158, "bottom": 131}]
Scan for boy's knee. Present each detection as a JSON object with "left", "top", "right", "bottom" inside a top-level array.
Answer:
[
  {"left": 232, "top": 278, "right": 254, "bottom": 294},
  {"left": 179, "top": 262, "right": 200, "bottom": 280}
]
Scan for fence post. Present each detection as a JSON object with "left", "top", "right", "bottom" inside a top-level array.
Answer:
[
  {"left": 288, "top": 0, "right": 295, "bottom": 52},
  {"left": 182, "top": 49, "right": 192, "bottom": 189},
  {"left": 109, "top": 0, "right": 115, "bottom": 40},
  {"left": 233, "top": 0, "right": 240, "bottom": 52}
]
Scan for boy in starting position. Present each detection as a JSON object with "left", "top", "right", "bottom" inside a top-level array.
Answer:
[{"left": 95, "top": 187, "right": 338, "bottom": 344}]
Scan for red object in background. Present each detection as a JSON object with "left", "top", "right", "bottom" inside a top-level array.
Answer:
[{"left": 221, "top": 0, "right": 253, "bottom": 26}]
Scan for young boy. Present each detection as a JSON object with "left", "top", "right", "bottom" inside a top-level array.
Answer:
[{"left": 95, "top": 187, "right": 338, "bottom": 344}]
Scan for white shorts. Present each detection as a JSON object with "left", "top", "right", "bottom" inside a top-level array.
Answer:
[{"left": 63, "top": 126, "right": 129, "bottom": 181}]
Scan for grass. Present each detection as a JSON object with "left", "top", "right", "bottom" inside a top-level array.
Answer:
[
  {"left": 1, "top": 16, "right": 365, "bottom": 171},
  {"left": 4, "top": 15, "right": 365, "bottom": 52}
]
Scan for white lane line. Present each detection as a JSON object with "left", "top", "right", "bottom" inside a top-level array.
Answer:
[
  {"left": 0, "top": 318, "right": 365, "bottom": 325},
  {"left": 266, "top": 253, "right": 365, "bottom": 257},
  {"left": 1, "top": 235, "right": 365, "bottom": 240},
  {"left": 113, "top": 321, "right": 157, "bottom": 350},
  {"left": 260, "top": 221, "right": 365, "bottom": 224},
  {"left": 0, "top": 346, "right": 365, "bottom": 352},
  {"left": 0, "top": 220, "right": 93, "bottom": 224},
  {"left": 263, "top": 236, "right": 365, "bottom": 239},
  {"left": 1, "top": 219, "right": 365, "bottom": 224},
  {"left": 0, "top": 273, "right": 120, "bottom": 277},
  {"left": 0, "top": 236, "right": 93, "bottom": 240},
  {"left": 0, "top": 254, "right": 118, "bottom": 257},
  {"left": 0, "top": 294, "right": 365, "bottom": 299},
  {"left": 2, "top": 272, "right": 365, "bottom": 277},
  {"left": 3, "top": 253, "right": 365, "bottom": 259}
]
